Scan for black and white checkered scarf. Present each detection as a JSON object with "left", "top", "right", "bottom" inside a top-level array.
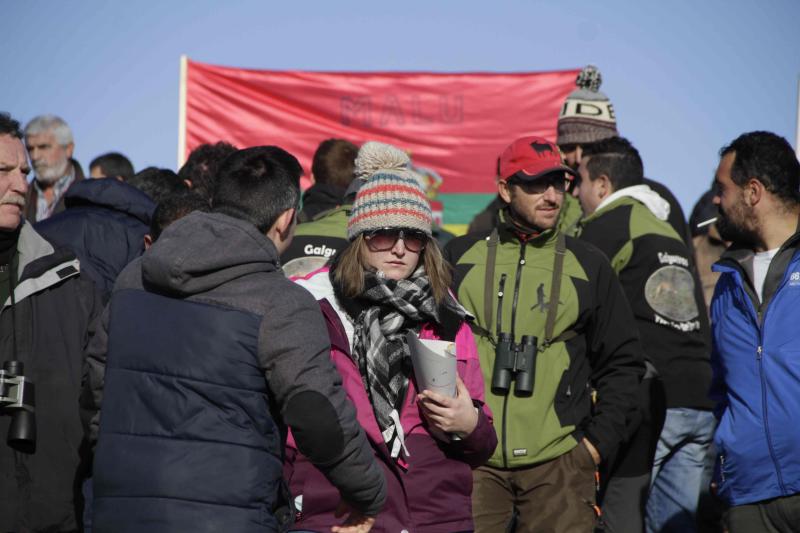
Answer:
[{"left": 349, "top": 267, "right": 440, "bottom": 451}]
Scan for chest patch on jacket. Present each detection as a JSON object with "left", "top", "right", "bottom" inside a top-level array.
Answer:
[{"left": 513, "top": 448, "right": 528, "bottom": 457}]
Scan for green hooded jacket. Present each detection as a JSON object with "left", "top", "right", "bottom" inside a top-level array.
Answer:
[{"left": 445, "top": 214, "right": 645, "bottom": 468}]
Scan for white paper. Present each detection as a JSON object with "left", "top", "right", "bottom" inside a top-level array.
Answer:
[{"left": 406, "top": 332, "right": 457, "bottom": 397}]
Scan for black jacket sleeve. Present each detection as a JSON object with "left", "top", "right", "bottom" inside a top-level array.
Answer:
[
  {"left": 582, "top": 252, "right": 646, "bottom": 460},
  {"left": 259, "top": 282, "right": 386, "bottom": 517}
]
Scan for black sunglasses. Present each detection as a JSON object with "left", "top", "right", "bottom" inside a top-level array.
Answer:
[
  {"left": 365, "top": 228, "right": 428, "bottom": 252},
  {"left": 508, "top": 172, "right": 572, "bottom": 194}
]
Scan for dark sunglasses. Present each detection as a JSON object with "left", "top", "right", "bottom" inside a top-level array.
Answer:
[
  {"left": 508, "top": 172, "right": 572, "bottom": 194},
  {"left": 365, "top": 228, "right": 428, "bottom": 252}
]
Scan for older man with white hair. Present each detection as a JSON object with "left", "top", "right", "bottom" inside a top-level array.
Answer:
[{"left": 24, "top": 114, "right": 84, "bottom": 222}]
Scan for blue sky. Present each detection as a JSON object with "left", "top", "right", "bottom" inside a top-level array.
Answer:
[{"left": 2, "top": 0, "right": 798, "bottom": 215}]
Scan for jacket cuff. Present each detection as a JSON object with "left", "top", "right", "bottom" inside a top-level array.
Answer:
[{"left": 452, "top": 407, "right": 497, "bottom": 467}]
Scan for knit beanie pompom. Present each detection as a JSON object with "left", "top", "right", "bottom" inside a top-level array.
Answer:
[
  {"left": 354, "top": 141, "right": 411, "bottom": 180},
  {"left": 557, "top": 64, "right": 618, "bottom": 146},
  {"left": 575, "top": 65, "right": 603, "bottom": 93}
]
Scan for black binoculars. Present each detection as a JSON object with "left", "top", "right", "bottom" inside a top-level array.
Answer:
[
  {"left": 0, "top": 360, "right": 36, "bottom": 452},
  {"left": 491, "top": 333, "right": 537, "bottom": 396}
]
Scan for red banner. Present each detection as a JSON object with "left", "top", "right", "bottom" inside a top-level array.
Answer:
[{"left": 183, "top": 59, "right": 579, "bottom": 194}]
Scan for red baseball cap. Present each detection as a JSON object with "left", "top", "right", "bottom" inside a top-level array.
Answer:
[{"left": 498, "top": 136, "right": 577, "bottom": 182}]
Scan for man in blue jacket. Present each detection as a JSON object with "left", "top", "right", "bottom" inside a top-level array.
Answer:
[{"left": 710, "top": 131, "right": 800, "bottom": 532}]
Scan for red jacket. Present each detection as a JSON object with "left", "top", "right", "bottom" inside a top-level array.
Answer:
[{"left": 286, "top": 269, "right": 497, "bottom": 532}]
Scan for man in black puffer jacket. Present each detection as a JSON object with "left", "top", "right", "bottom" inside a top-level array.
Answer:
[{"left": 35, "top": 178, "right": 155, "bottom": 301}]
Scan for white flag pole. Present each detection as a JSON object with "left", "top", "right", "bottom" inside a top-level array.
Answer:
[{"left": 177, "top": 55, "right": 189, "bottom": 169}]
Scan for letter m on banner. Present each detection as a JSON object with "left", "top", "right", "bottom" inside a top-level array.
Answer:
[{"left": 179, "top": 57, "right": 579, "bottom": 229}]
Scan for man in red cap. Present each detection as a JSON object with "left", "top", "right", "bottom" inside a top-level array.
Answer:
[{"left": 445, "top": 136, "right": 645, "bottom": 532}]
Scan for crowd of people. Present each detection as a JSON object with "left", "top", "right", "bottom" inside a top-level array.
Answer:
[{"left": 1, "top": 65, "right": 799, "bottom": 533}]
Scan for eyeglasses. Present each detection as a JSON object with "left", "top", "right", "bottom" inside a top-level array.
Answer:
[
  {"left": 508, "top": 172, "right": 572, "bottom": 194},
  {"left": 364, "top": 228, "right": 428, "bottom": 252}
]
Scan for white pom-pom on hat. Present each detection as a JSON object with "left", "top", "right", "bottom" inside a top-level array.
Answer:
[{"left": 354, "top": 141, "right": 411, "bottom": 180}]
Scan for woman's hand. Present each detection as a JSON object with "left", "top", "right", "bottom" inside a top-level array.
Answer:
[{"left": 417, "top": 376, "right": 479, "bottom": 438}]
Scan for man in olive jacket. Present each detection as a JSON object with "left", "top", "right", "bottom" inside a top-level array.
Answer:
[{"left": 445, "top": 136, "right": 644, "bottom": 532}]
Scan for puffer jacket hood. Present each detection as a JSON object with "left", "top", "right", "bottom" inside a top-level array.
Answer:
[
  {"left": 142, "top": 210, "right": 280, "bottom": 296},
  {"left": 64, "top": 178, "right": 155, "bottom": 224},
  {"left": 34, "top": 178, "right": 155, "bottom": 300}
]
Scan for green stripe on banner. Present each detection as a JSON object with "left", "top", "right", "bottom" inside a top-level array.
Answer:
[{"left": 438, "top": 193, "right": 496, "bottom": 225}]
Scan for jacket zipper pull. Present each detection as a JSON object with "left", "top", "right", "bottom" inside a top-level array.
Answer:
[{"left": 757, "top": 346, "right": 763, "bottom": 360}]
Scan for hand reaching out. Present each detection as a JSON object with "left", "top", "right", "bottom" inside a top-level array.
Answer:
[
  {"left": 417, "top": 376, "right": 479, "bottom": 439},
  {"left": 331, "top": 500, "right": 376, "bottom": 533}
]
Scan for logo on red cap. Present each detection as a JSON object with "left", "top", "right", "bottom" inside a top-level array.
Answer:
[
  {"left": 499, "top": 136, "right": 575, "bottom": 182},
  {"left": 530, "top": 141, "right": 555, "bottom": 156}
]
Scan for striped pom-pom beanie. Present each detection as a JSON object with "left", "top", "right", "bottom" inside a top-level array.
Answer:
[
  {"left": 557, "top": 65, "right": 618, "bottom": 146},
  {"left": 347, "top": 171, "right": 433, "bottom": 240}
]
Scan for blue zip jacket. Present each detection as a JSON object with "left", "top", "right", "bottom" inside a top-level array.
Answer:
[{"left": 710, "top": 233, "right": 800, "bottom": 506}]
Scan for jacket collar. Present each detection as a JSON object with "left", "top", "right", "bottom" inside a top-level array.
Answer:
[
  {"left": 715, "top": 221, "right": 800, "bottom": 311},
  {"left": 717, "top": 220, "right": 800, "bottom": 269},
  {"left": 3, "top": 222, "right": 80, "bottom": 309},
  {"left": 27, "top": 158, "right": 85, "bottom": 221},
  {"left": 497, "top": 209, "right": 558, "bottom": 247}
]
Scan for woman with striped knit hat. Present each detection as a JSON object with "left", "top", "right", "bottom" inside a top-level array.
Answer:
[{"left": 286, "top": 142, "right": 497, "bottom": 533}]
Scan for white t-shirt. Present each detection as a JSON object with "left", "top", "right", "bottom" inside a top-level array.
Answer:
[{"left": 753, "top": 248, "right": 779, "bottom": 303}]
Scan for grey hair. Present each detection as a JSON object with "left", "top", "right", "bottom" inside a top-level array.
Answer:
[{"left": 24, "top": 114, "right": 73, "bottom": 146}]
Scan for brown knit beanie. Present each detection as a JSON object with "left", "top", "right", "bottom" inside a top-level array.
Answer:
[
  {"left": 557, "top": 65, "right": 618, "bottom": 146},
  {"left": 347, "top": 144, "right": 432, "bottom": 240}
]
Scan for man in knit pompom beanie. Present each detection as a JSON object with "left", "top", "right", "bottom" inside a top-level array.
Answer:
[
  {"left": 558, "top": 65, "right": 691, "bottom": 247},
  {"left": 557, "top": 65, "right": 618, "bottom": 169}
]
